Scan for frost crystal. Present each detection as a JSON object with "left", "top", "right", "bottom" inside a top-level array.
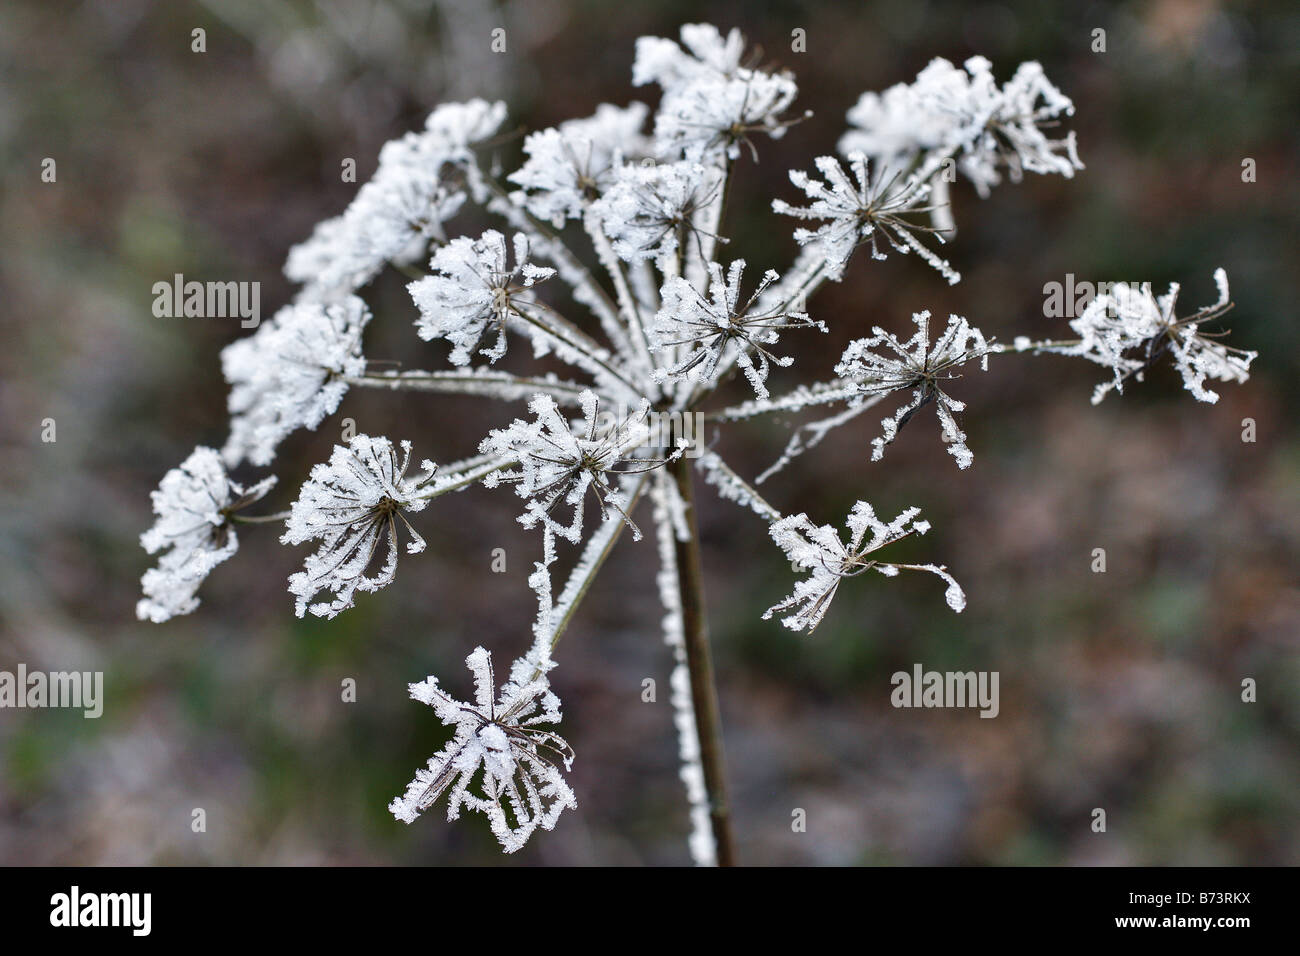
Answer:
[
  {"left": 509, "top": 102, "right": 651, "bottom": 228},
  {"left": 389, "top": 647, "right": 576, "bottom": 854},
  {"left": 655, "top": 70, "right": 801, "bottom": 162},
  {"left": 652, "top": 260, "right": 824, "bottom": 400},
  {"left": 142, "top": 22, "right": 1258, "bottom": 864},
  {"left": 840, "top": 55, "right": 1082, "bottom": 199},
  {"left": 765, "top": 502, "right": 965, "bottom": 633},
  {"left": 836, "top": 310, "right": 991, "bottom": 469},
  {"left": 1049, "top": 268, "right": 1255, "bottom": 404},
  {"left": 592, "top": 161, "right": 724, "bottom": 265},
  {"left": 480, "top": 390, "right": 678, "bottom": 543},
  {"left": 408, "top": 230, "right": 556, "bottom": 366},
  {"left": 221, "top": 296, "right": 371, "bottom": 467},
  {"left": 774, "top": 153, "right": 959, "bottom": 284},
  {"left": 138, "top": 447, "right": 275, "bottom": 623},
  {"left": 282, "top": 435, "right": 436, "bottom": 618}
]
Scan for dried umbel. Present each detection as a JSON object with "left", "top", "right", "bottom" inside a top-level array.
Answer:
[{"left": 140, "top": 24, "right": 1256, "bottom": 862}]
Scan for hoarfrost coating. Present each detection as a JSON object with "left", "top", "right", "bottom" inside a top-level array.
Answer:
[{"left": 141, "top": 23, "right": 1256, "bottom": 862}]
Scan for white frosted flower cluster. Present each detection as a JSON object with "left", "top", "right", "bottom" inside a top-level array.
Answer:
[
  {"left": 635, "top": 23, "right": 801, "bottom": 161},
  {"left": 840, "top": 55, "right": 1083, "bottom": 197},
  {"left": 389, "top": 646, "right": 576, "bottom": 854},
  {"left": 408, "top": 229, "right": 555, "bottom": 366},
  {"left": 764, "top": 502, "right": 965, "bottom": 633},
  {"left": 480, "top": 390, "right": 673, "bottom": 543},
  {"left": 282, "top": 434, "right": 436, "bottom": 619},
  {"left": 652, "top": 259, "right": 823, "bottom": 400},
  {"left": 138, "top": 446, "right": 275, "bottom": 623},
  {"left": 774, "top": 152, "right": 959, "bottom": 284},
  {"left": 593, "top": 160, "right": 724, "bottom": 265},
  {"left": 509, "top": 102, "right": 652, "bottom": 228},
  {"left": 143, "top": 24, "right": 1257, "bottom": 863},
  {"left": 1029, "top": 268, "right": 1255, "bottom": 405},
  {"left": 221, "top": 296, "right": 371, "bottom": 467},
  {"left": 836, "top": 311, "right": 992, "bottom": 469}
]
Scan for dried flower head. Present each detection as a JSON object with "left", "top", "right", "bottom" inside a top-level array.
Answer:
[
  {"left": 221, "top": 296, "right": 371, "bottom": 467},
  {"left": 774, "top": 153, "right": 959, "bottom": 284},
  {"left": 282, "top": 434, "right": 437, "bottom": 618},
  {"left": 765, "top": 502, "right": 965, "bottom": 633},
  {"left": 138, "top": 446, "right": 276, "bottom": 623},
  {"left": 593, "top": 160, "right": 725, "bottom": 265},
  {"left": 836, "top": 310, "right": 992, "bottom": 469},
  {"left": 408, "top": 229, "right": 556, "bottom": 366},
  {"left": 652, "top": 259, "right": 825, "bottom": 400},
  {"left": 142, "top": 23, "right": 1256, "bottom": 865},
  {"left": 389, "top": 647, "right": 576, "bottom": 853},
  {"left": 1022, "top": 268, "right": 1255, "bottom": 405},
  {"left": 481, "top": 390, "right": 680, "bottom": 543}
]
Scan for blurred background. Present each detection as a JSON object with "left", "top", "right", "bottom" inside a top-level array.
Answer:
[{"left": 1, "top": 0, "right": 1297, "bottom": 865}]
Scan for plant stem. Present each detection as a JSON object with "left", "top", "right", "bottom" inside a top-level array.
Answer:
[{"left": 668, "top": 454, "right": 736, "bottom": 866}]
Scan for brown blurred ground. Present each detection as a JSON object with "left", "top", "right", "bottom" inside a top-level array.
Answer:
[{"left": 0, "top": 0, "right": 1296, "bottom": 865}]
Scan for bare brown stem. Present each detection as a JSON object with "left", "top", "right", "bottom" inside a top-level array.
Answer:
[{"left": 668, "top": 454, "right": 737, "bottom": 866}]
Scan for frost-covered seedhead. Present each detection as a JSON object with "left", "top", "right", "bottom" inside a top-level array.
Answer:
[
  {"left": 138, "top": 447, "right": 275, "bottom": 623},
  {"left": 221, "top": 297, "right": 371, "bottom": 468},
  {"left": 282, "top": 434, "right": 436, "bottom": 618},
  {"left": 962, "top": 59, "right": 1083, "bottom": 196},
  {"left": 655, "top": 68, "right": 802, "bottom": 162},
  {"left": 1026, "top": 268, "right": 1255, "bottom": 405},
  {"left": 480, "top": 391, "right": 677, "bottom": 543},
  {"left": 283, "top": 99, "right": 506, "bottom": 301},
  {"left": 652, "top": 260, "right": 824, "bottom": 401},
  {"left": 140, "top": 22, "right": 1260, "bottom": 864},
  {"left": 774, "top": 153, "right": 959, "bottom": 284},
  {"left": 840, "top": 55, "right": 1082, "bottom": 200},
  {"left": 350, "top": 163, "right": 465, "bottom": 269},
  {"left": 408, "top": 229, "right": 555, "bottom": 366},
  {"left": 422, "top": 99, "right": 510, "bottom": 166},
  {"left": 389, "top": 646, "right": 576, "bottom": 853},
  {"left": 836, "top": 311, "right": 991, "bottom": 469},
  {"left": 633, "top": 23, "right": 747, "bottom": 90},
  {"left": 509, "top": 102, "right": 652, "bottom": 228},
  {"left": 634, "top": 24, "right": 801, "bottom": 162},
  {"left": 592, "top": 160, "right": 725, "bottom": 265},
  {"left": 764, "top": 502, "right": 965, "bottom": 633}
]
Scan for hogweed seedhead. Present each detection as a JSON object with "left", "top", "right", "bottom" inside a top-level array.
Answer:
[
  {"left": 140, "top": 23, "right": 1256, "bottom": 863},
  {"left": 764, "top": 502, "right": 965, "bottom": 634},
  {"left": 388, "top": 646, "right": 576, "bottom": 854}
]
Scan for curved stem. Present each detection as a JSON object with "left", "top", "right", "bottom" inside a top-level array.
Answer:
[
  {"left": 668, "top": 454, "right": 737, "bottom": 866},
  {"left": 229, "top": 511, "right": 290, "bottom": 524}
]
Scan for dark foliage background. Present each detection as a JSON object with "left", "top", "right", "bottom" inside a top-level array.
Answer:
[{"left": 1, "top": 0, "right": 1296, "bottom": 864}]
